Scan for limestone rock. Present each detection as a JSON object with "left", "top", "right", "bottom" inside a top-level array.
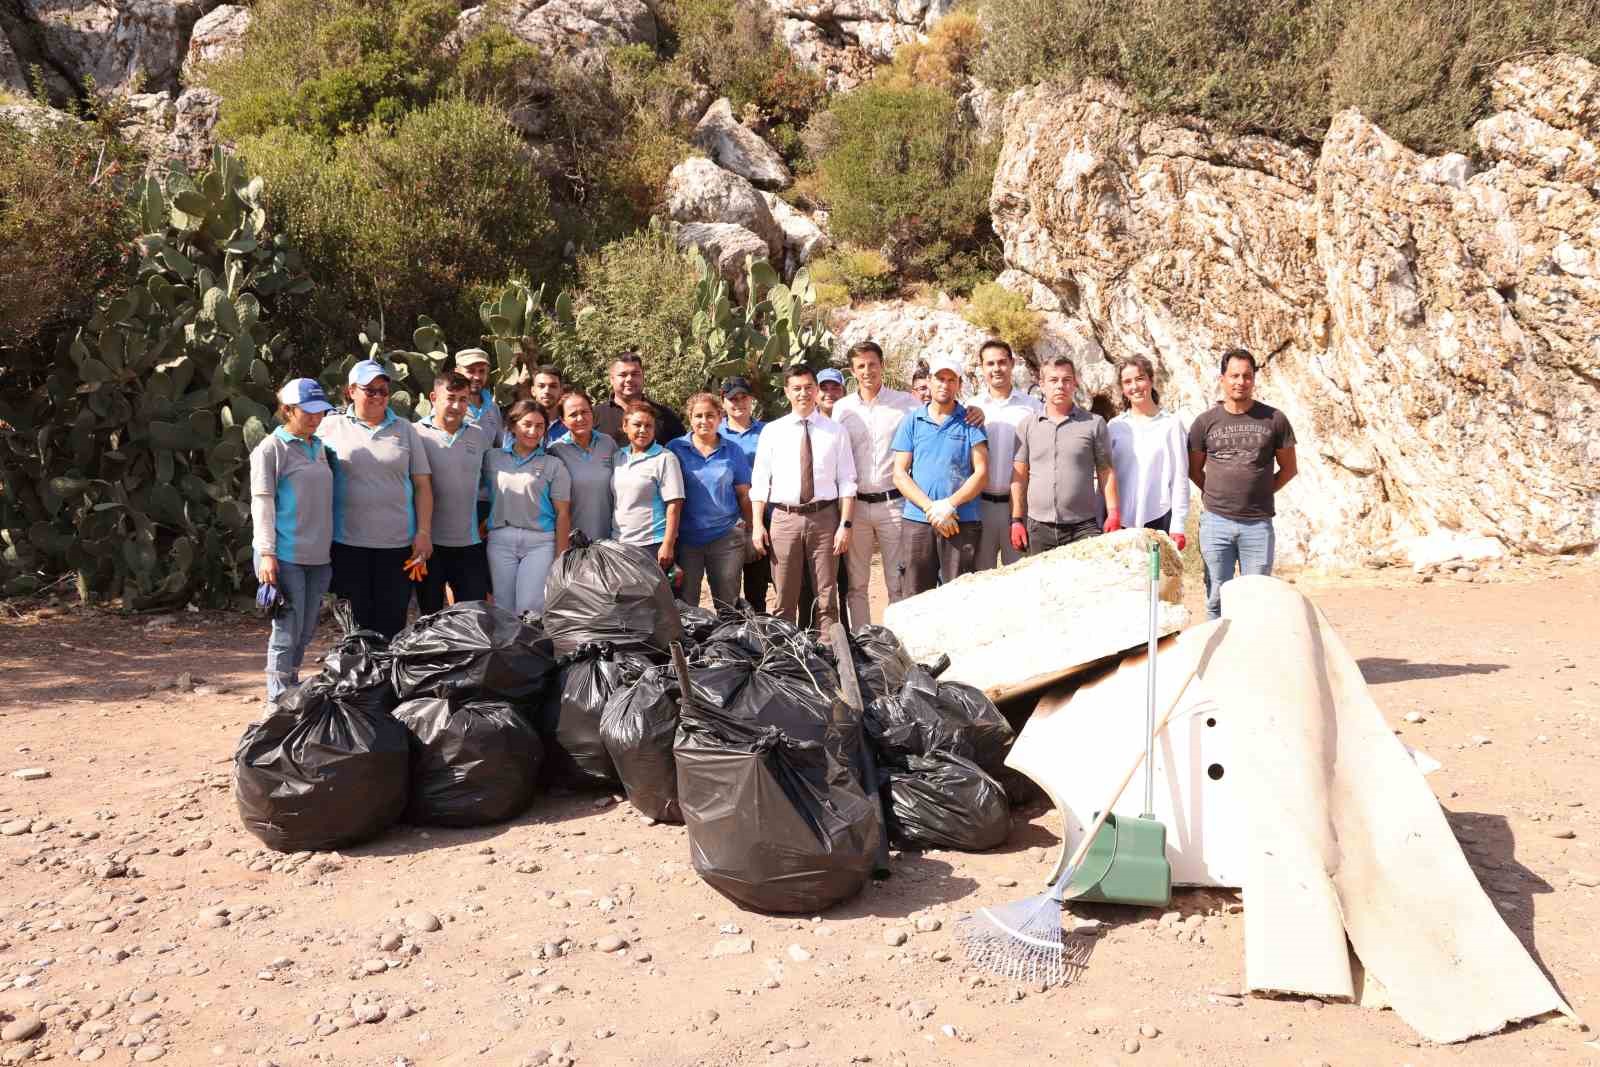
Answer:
[
  {"left": 767, "top": 0, "right": 949, "bottom": 91},
  {"left": 455, "top": 0, "right": 656, "bottom": 74},
  {"left": 763, "top": 192, "right": 829, "bottom": 272},
  {"left": 883, "top": 528, "right": 1186, "bottom": 701},
  {"left": 674, "top": 222, "right": 771, "bottom": 302},
  {"left": 116, "top": 89, "right": 174, "bottom": 158},
  {"left": 0, "top": 101, "right": 82, "bottom": 134},
  {"left": 832, "top": 301, "right": 992, "bottom": 384},
  {"left": 181, "top": 3, "right": 250, "bottom": 83},
  {"left": 666, "top": 157, "right": 784, "bottom": 262},
  {"left": 988, "top": 63, "right": 1600, "bottom": 565},
  {"left": 21, "top": 0, "right": 221, "bottom": 94},
  {"left": 693, "top": 97, "right": 792, "bottom": 190},
  {"left": 162, "top": 86, "right": 220, "bottom": 171}
]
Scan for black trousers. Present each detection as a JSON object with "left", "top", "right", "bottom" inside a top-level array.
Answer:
[
  {"left": 903, "top": 520, "right": 979, "bottom": 595},
  {"left": 1025, "top": 517, "right": 1102, "bottom": 555},
  {"left": 416, "top": 543, "right": 492, "bottom": 616},
  {"left": 330, "top": 542, "right": 413, "bottom": 640}
]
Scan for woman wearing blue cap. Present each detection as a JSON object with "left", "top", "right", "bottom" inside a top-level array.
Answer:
[
  {"left": 316, "top": 358, "right": 434, "bottom": 639},
  {"left": 250, "top": 379, "right": 336, "bottom": 706}
]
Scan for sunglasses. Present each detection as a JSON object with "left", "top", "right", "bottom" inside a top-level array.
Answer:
[{"left": 356, "top": 384, "right": 390, "bottom": 397}]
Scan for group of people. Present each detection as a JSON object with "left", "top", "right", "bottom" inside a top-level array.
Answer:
[{"left": 249, "top": 338, "right": 1296, "bottom": 704}]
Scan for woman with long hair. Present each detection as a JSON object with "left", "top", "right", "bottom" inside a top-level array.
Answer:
[{"left": 1107, "top": 356, "right": 1190, "bottom": 549}]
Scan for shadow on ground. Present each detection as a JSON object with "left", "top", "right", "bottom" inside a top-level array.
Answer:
[{"left": 1358, "top": 657, "right": 1507, "bottom": 685}]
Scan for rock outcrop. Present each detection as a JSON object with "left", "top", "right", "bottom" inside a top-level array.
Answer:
[
  {"left": 763, "top": 193, "right": 829, "bottom": 272},
  {"left": 674, "top": 222, "right": 772, "bottom": 301},
  {"left": 455, "top": 0, "right": 655, "bottom": 74},
  {"left": 988, "top": 59, "right": 1600, "bottom": 565},
  {"left": 692, "top": 97, "right": 792, "bottom": 190},
  {"left": 181, "top": 2, "right": 248, "bottom": 82},
  {"left": 21, "top": 0, "right": 220, "bottom": 94},
  {"left": 770, "top": 0, "right": 951, "bottom": 92},
  {"left": 832, "top": 300, "right": 993, "bottom": 385},
  {"left": 665, "top": 157, "right": 785, "bottom": 263}
]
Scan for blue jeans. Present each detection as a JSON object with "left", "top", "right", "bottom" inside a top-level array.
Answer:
[
  {"left": 1199, "top": 512, "right": 1275, "bottom": 620},
  {"left": 259, "top": 557, "right": 333, "bottom": 704},
  {"left": 486, "top": 525, "right": 556, "bottom": 616}
]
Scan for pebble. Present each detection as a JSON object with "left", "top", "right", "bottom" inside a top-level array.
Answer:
[
  {"left": 1469, "top": 735, "right": 1491, "bottom": 746},
  {"left": 785, "top": 1036, "right": 809, "bottom": 1050},
  {"left": 356, "top": 1004, "right": 386, "bottom": 1024},
  {"left": 2, "top": 1014, "right": 43, "bottom": 1042},
  {"left": 914, "top": 917, "right": 942, "bottom": 933},
  {"left": 882, "top": 929, "right": 909, "bottom": 947},
  {"left": 698, "top": 1010, "right": 719, "bottom": 1026},
  {"left": 1549, "top": 827, "right": 1577, "bottom": 840},
  {"left": 787, "top": 945, "right": 812, "bottom": 963},
  {"left": 940, "top": 1025, "right": 958, "bottom": 1039},
  {"left": 0, "top": 818, "right": 29, "bottom": 836},
  {"left": 378, "top": 932, "right": 403, "bottom": 952},
  {"left": 711, "top": 937, "right": 753, "bottom": 957},
  {"left": 995, "top": 877, "right": 1018, "bottom": 888},
  {"left": 11, "top": 768, "right": 49, "bottom": 781},
  {"left": 199, "top": 913, "right": 230, "bottom": 929},
  {"left": 1122, "top": 1038, "right": 1141, "bottom": 1054},
  {"left": 908, "top": 1001, "right": 935, "bottom": 1020},
  {"left": 362, "top": 959, "right": 389, "bottom": 974},
  {"left": 595, "top": 934, "right": 626, "bottom": 953},
  {"left": 129, "top": 1009, "right": 160, "bottom": 1026},
  {"left": 1139, "top": 1023, "right": 1160, "bottom": 1039},
  {"left": 133, "top": 1047, "right": 166, "bottom": 1062},
  {"left": 1572, "top": 871, "right": 1599, "bottom": 888},
  {"left": 594, "top": 1026, "right": 615, "bottom": 1039},
  {"left": 129, "top": 990, "right": 157, "bottom": 1005},
  {"left": 78, "top": 1048, "right": 105, "bottom": 1062},
  {"left": 1402, "top": 712, "right": 1425, "bottom": 724},
  {"left": 406, "top": 911, "right": 442, "bottom": 933}
]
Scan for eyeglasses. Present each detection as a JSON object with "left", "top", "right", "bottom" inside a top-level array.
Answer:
[{"left": 357, "top": 384, "right": 390, "bottom": 397}]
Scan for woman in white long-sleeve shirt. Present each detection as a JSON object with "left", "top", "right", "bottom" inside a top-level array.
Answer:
[{"left": 1107, "top": 356, "right": 1191, "bottom": 550}]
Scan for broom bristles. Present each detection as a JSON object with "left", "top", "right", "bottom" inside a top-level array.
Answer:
[{"left": 956, "top": 890, "right": 1094, "bottom": 987}]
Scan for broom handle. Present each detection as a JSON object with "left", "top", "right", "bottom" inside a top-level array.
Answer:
[{"left": 1048, "top": 656, "right": 1200, "bottom": 887}]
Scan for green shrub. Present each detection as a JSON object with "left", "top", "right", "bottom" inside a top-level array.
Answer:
[
  {"left": 809, "top": 245, "right": 899, "bottom": 302},
  {"left": 963, "top": 281, "right": 1042, "bottom": 355},
  {"left": 976, "top": 0, "right": 1600, "bottom": 154},
  {"left": 239, "top": 98, "right": 558, "bottom": 358},
  {"left": 658, "top": 0, "right": 826, "bottom": 130}
]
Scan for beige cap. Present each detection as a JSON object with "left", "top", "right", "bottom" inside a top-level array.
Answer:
[{"left": 454, "top": 348, "right": 491, "bottom": 368}]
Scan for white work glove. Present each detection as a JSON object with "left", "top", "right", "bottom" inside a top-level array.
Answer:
[{"left": 926, "top": 499, "right": 957, "bottom": 525}]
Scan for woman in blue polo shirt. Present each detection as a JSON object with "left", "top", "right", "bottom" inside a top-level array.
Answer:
[
  {"left": 484, "top": 399, "right": 572, "bottom": 616},
  {"left": 250, "top": 379, "right": 335, "bottom": 706},
  {"left": 667, "top": 392, "right": 752, "bottom": 611},
  {"left": 611, "top": 402, "right": 686, "bottom": 568}
]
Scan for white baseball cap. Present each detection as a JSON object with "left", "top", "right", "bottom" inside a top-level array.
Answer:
[{"left": 927, "top": 354, "right": 965, "bottom": 380}]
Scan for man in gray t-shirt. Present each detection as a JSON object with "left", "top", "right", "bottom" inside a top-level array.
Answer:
[
  {"left": 1187, "top": 348, "right": 1298, "bottom": 620},
  {"left": 1010, "top": 356, "right": 1122, "bottom": 555},
  {"left": 413, "top": 371, "right": 493, "bottom": 613}
]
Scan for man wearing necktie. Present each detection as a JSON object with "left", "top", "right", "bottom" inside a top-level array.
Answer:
[{"left": 749, "top": 365, "right": 858, "bottom": 629}]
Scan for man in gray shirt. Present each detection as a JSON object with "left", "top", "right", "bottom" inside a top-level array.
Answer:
[
  {"left": 413, "top": 370, "right": 493, "bottom": 614},
  {"left": 1009, "top": 355, "right": 1122, "bottom": 555}
]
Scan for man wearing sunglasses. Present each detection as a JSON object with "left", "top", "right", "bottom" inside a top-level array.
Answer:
[{"left": 316, "top": 358, "right": 434, "bottom": 638}]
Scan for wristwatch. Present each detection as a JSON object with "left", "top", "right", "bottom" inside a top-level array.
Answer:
[{"left": 841, "top": 520, "right": 853, "bottom": 529}]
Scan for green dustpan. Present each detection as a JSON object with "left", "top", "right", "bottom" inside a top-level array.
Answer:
[{"left": 1061, "top": 544, "right": 1173, "bottom": 908}]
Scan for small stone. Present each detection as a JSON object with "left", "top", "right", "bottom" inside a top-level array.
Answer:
[
  {"left": 93, "top": 919, "right": 118, "bottom": 934},
  {"left": 79, "top": 1048, "right": 105, "bottom": 1062},
  {"left": 711, "top": 937, "right": 754, "bottom": 957},
  {"left": 698, "top": 1009, "right": 720, "bottom": 1026},
  {"left": 11, "top": 768, "right": 49, "bottom": 781},
  {"left": 0, "top": 819, "right": 29, "bottom": 837},
  {"left": 129, "top": 1008, "right": 160, "bottom": 1026},
  {"left": 1469, "top": 735, "right": 1491, "bottom": 747},
  {"left": 2, "top": 1014, "right": 43, "bottom": 1041},
  {"left": 1402, "top": 712, "right": 1425, "bottom": 724},
  {"left": 405, "top": 911, "right": 442, "bottom": 933},
  {"left": 1549, "top": 827, "right": 1577, "bottom": 840},
  {"left": 198, "top": 913, "right": 230, "bottom": 929},
  {"left": 133, "top": 1047, "right": 166, "bottom": 1062},
  {"left": 362, "top": 959, "right": 388, "bottom": 974},
  {"left": 1139, "top": 1024, "right": 1159, "bottom": 1039},
  {"left": 378, "top": 932, "right": 403, "bottom": 952},
  {"left": 787, "top": 945, "right": 811, "bottom": 962},
  {"left": 914, "top": 917, "right": 942, "bottom": 933},
  {"left": 595, "top": 934, "right": 626, "bottom": 953},
  {"left": 785, "top": 1036, "right": 809, "bottom": 1050},
  {"left": 1122, "top": 1038, "right": 1141, "bottom": 1054},
  {"left": 356, "top": 1004, "right": 385, "bottom": 1024},
  {"left": 128, "top": 990, "right": 157, "bottom": 1005},
  {"left": 594, "top": 1025, "right": 615, "bottom": 1039},
  {"left": 995, "top": 877, "right": 1018, "bottom": 888},
  {"left": 1070, "top": 918, "right": 1104, "bottom": 936},
  {"left": 907, "top": 1001, "right": 935, "bottom": 1020},
  {"left": 882, "top": 929, "right": 909, "bottom": 947},
  {"left": 1572, "top": 871, "right": 1600, "bottom": 887},
  {"left": 939, "top": 1025, "right": 958, "bottom": 1039}
]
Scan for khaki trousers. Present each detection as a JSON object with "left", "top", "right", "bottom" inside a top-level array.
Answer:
[
  {"left": 843, "top": 496, "right": 907, "bottom": 627},
  {"left": 770, "top": 501, "right": 840, "bottom": 629}
]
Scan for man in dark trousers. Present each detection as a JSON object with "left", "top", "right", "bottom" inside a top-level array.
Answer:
[
  {"left": 1187, "top": 347, "right": 1298, "bottom": 620},
  {"left": 1009, "top": 355, "right": 1121, "bottom": 556},
  {"left": 593, "top": 352, "right": 687, "bottom": 446}
]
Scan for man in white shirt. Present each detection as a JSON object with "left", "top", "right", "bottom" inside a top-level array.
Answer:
[
  {"left": 972, "top": 339, "right": 1043, "bottom": 570},
  {"left": 750, "top": 366, "right": 857, "bottom": 629},
  {"left": 832, "top": 340, "right": 918, "bottom": 625}
]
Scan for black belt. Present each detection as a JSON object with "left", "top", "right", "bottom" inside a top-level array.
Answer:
[
  {"left": 856, "top": 489, "right": 902, "bottom": 504},
  {"left": 773, "top": 499, "right": 838, "bottom": 515},
  {"left": 980, "top": 491, "right": 1010, "bottom": 504}
]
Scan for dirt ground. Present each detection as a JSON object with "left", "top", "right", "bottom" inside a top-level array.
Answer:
[{"left": 1, "top": 557, "right": 1597, "bottom": 1067}]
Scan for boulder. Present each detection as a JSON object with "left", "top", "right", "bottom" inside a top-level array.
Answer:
[
  {"left": 832, "top": 300, "right": 991, "bottom": 386},
  {"left": 768, "top": 0, "right": 946, "bottom": 91},
  {"left": 762, "top": 192, "right": 829, "bottom": 271},
  {"left": 693, "top": 97, "right": 792, "bottom": 190},
  {"left": 455, "top": 0, "right": 655, "bottom": 74},
  {"left": 21, "top": 0, "right": 221, "bottom": 94},
  {"left": 988, "top": 61, "right": 1600, "bottom": 565},
  {"left": 116, "top": 89, "right": 175, "bottom": 159},
  {"left": 883, "top": 528, "right": 1186, "bottom": 702},
  {"left": 0, "top": 101, "right": 82, "bottom": 134},
  {"left": 665, "top": 157, "right": 784, "bottom": 263},
  {"left": 181, "top": 3, "right": 250, "bottom": 83},
  {"left": 675, "top": 222, "right": 772, "bottom": 302},
  {"left": 163, "top": 85, "right": 220, "bottom": 171}
]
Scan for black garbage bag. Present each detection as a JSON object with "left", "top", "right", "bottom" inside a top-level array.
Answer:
[
  {"left": 676, "top": 603, "right": 721, "bottom": 645},
  {"left": 543, "top": 536, "right": 677, "bottom": 655},
  {"left": 234, "top": 667, "right": 409, "bottom": 853},
  {"left": 849, "top": 625, "right": 915, "bottom": 703},
  {"left": 881, "top": 751, "right": 1012, "bottom": 851},
  {"left": 388, "top": 602, "right": 557, "bottom": 701},
  {"left": 675, "top": 656, "right": 881, "bottom": 913},
  {"left": 394, "top": 696, "right": 544, "bottom": 826},
  {"left": 545, "top": 642, "right": 654, "bottom": 787},
  {"left": 599, "top": 665, "right": 681, "bottom": 822},
  {"left": 865, "top": 666, "right": 1015, "bottom": 775},
  {"left": 699, "top": 615, "right": 840, "bottom": 694}
]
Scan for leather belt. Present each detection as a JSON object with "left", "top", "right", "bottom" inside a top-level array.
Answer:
[
  {"left": 856, "top": 489, "right": 902, "bottom": 504},
  {"left": 772, "top": 499, "right": 838, "bottom": 515},
  {"left": 980, "top": 491, "right": 1011, "bottom": 503}
]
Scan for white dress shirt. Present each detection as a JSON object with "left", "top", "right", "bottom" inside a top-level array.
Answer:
[
  {"left": 832, "top": 386, "right": 919, "bottom": 494},
  {"left": 750, "top": 411, "right": 858, "bottom": 505},
  {"left": 974, "top": 388, "right": 1043, "bottom": 493},
  {"left": 1108, "top": 409, "right": 1191, "bottom": 532}
]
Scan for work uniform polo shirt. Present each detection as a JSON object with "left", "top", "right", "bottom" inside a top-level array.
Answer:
[
  {"left": 549, "top": 432, "right": 618, "bottom": 544},
  {"left": 666, "top": 435, "right": 752, "bottom": 547},
  {"left": 890, "top": 403, "right": 988, "bottom": 524},
  {"left": 1014, "top": 407, "right": 1112, "bottom": 524},
  {"left": 249, "top": 427, "right": 333, "bottom": 566},
  {"left": 484, "top": 444, "right": 571, "bottom": 534},
  {"left": 466, "top": 389, "right": 504, "bottom": 447},
  {"left": 611, "top": 443, "right": 686, "bottom": 546},
  {"left": 316, "top": 408, "right": 431, "bottom": 550},
  {"left": 717, "top": 419, "right": 766, "bottom": 467},
  {"left": 413, "top": 417, "right": 491, "bottom": 547}
]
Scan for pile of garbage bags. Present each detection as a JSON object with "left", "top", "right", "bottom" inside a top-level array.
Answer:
[{"left": 234, "top": 538, "right": 1017, "bottom": 913}]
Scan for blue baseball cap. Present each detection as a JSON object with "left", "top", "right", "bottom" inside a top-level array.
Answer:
[
  {"left": 817, "top": 368, "right": 846, "bottom": 388},
  {"left": 347, "top": 359, "right": 391, "bottom": 387},
  {"left": 277, "top": 378, "right": 333, "bottom": 413}
]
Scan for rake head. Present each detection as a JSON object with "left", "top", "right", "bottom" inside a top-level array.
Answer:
[{"left": 955, "top": 887, "right": 1095, "bottom": 987}]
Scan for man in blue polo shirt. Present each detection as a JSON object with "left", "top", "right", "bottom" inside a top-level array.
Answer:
[
  {"left": 718, "top": 376, "right": 770, "bottom": 610},
  {"left": 891, "top": 354, "right": 989, "bottom": 595}
]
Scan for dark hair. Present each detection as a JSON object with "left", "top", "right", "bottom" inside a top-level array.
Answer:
[
  {"left": 505, "top": 399, "right": 547, "bottom": 435},
  {"left": 532, "top": 363, "right": 563, "bottom": 382},
  {"left": 434, "top": 370, "right": 472, "bottom": 394},
  {"left": 1117, "top": 356, "right": 1160, "bottom": 411},
  {"left": 979, "top": 338, "right": 1013, "bottom": 361},
  {"left": 1089, "top": 392, "right": 1118, "bottom": 421},
  {"left": 1220, "top": 348, "right": 1257, "bottom": 375},
  {"left": 784, "top": 365, "right": 817, "bottom": 384},
  {"left": 622, "top": 399, "right": 656, "bottom": 422},
  {"left": 612, "top": 351, "right": 644, "bottom": 371},
  {"left": 1040, "top": 355, "right": 1077, "bottom": 375},
  {"left": 847, "top": 340, "right": 884, "bottom": 363},
  {"left": 910, "top": 363, "right": 930, "bottom": 382},
  {"left": 559, "top": 389, "right": 593, "bottom": 415}
]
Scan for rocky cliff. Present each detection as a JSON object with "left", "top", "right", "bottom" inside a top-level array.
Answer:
[{"left": 989, "top": 56, "right": 1600, "bottom": 567}]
